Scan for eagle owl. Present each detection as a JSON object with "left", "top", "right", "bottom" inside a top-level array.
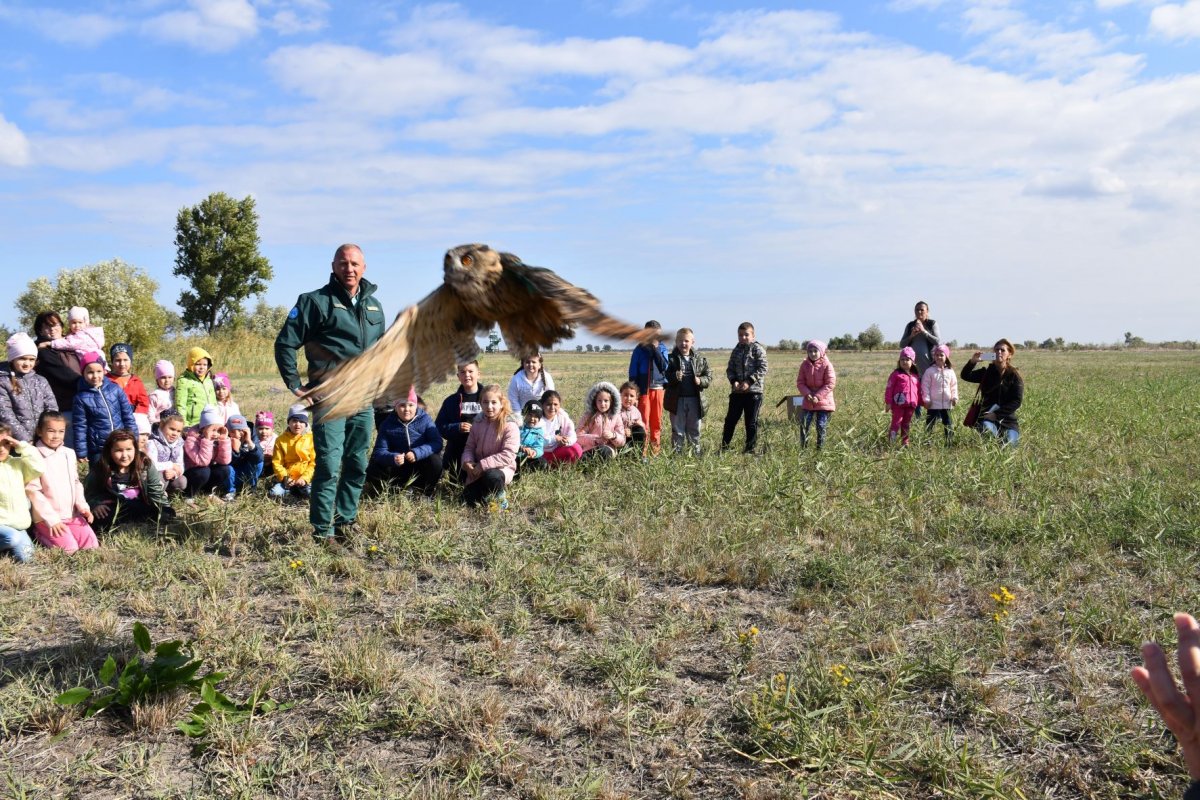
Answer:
[{"left": 302, "top": 243, "right": 666, "bottom": 418}]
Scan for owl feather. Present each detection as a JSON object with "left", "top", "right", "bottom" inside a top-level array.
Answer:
[{"left": 302, "top": 244, "right": 667, "bottom": 419}]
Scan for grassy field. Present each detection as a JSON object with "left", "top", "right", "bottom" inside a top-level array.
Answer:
[{"left": 2, "top": 342, "right": 1198, "bottom": 799}]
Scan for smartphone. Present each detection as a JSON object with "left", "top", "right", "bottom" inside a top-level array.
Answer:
[{"left": 979, "top": 352, "right": 996, "bottom": 362}]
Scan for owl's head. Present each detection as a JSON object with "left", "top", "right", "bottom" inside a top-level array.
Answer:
[{"left": 444, "top": 244, "right": 502, "bottom": 289}]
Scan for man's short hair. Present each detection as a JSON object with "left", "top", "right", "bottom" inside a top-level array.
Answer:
[{"left": 334, "top": 243, "right": 364, "bottom": 261}]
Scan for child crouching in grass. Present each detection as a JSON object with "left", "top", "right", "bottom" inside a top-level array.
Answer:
[
  {"left": 461, "top": 384, "right": 518, "bottom": 509},
  {"left": 617, "top": 382, "right": 646, "bottom": 454},
  {"left": 84, "top": 429, "right": 175, "bottom": 531},
  {"left": 271, "top": 405, "right": 315, "bottom": 499},
  {"left": 0, "top": 423, "right": 43, "bottom": 562},
  {"left": 28, "top": 411, "right": 97, "bottom": 554},
  {"left": 517, "top": 400, "right": 545, "bottom": 472},
  {"left": 539, "top": 390, "right": 582, "bottom": 466}
]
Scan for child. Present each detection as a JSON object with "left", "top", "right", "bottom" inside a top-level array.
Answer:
[
  {"left": 39, "top": 306, "right": 105, "bottom": 363},
  {"left": 107, "top": 343, "right": 150, "bottom": 434},
  {"left": 885, "top": 346, "right": 921, "bottom": 445},
  {"left": 271, "top": 404, "right": 316, "bottom": 499},
  {"left": 628, "top": 320, "right": 670, "bottom": 456},
  {"left": 84, "top": 429, "right": 174, "bottom": 530},
  {"left": 72, "top": 352, "right": 137, "bottom": 463},
  {"left": 183, "top": 405, "right": 233, "bottom": 499},
  {"left": 0, "top": 423, "right": 43, "bottom": 562},
  {"left": 797, "top": 340, "right": 836, "bottom": 449},
  {"left": 517, "top": 400, "right": 545, "bottom": 470},
  {"left": 507, "top": 352, "right": 554, "bottom": 417},
  {"left": 461, "top": 384, "right": 519, "bottom": 509},
  {"left": 28, "top": 411, "right": 97, "bottom": 554},
  {"left": 175, "top": 346, "right": 216, "bottom": 427},
  {"left": 211, "top": 372, "right": 241, "bottom": 425},
  {"left": 577, "top": 381, "right": 626, "bottom": 460},
  {"left": 721, "top": 322, "right": 768, "bottom": 454},
  {"left": 617, "top": 382, "right": 646, "bottom": 453},
  {"left": 0, "top": 333, "right": 58, "bottom": 443},
  {"left": 921, "top": 344, "right": 958, "bottom": 443},
  {"left": 226, "top": 414, "right": 263, "bottom": 494},
  {"left": 255, "top": 411, "right": 277, "bottom": 460},
  {"left": 664, "top": 328, "right": 712, "bottom": 456},
  {"left": 146, "top": 411, "right": 187, "bottom": 495},
  {"left": 368, "top": 389, "right": 443, "bottom": 496},
  {"left": 148, "top": 360, "right": 175, "bottom": 426},
  {"left": 539, "top": 390, "right": 582, "bottom": 465},
  {"left": 435, "top": 361, "right": 483, "bottom": 482}
]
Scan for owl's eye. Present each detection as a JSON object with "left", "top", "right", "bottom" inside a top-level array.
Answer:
[{"left": 460, "top": 254, "right": 473, "bottom": 267}]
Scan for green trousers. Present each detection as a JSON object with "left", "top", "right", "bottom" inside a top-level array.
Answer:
[{"left": 310, "top": 409, "right": 373, "bottom": 537}]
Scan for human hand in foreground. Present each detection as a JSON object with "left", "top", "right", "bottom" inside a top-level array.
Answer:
[{"left": 1131, "top": 612, "right": 1200, "bottom": 781}]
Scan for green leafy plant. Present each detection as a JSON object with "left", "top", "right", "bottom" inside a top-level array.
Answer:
[{"left": 177, "top": 683, "right": 292, "bottom": 738}]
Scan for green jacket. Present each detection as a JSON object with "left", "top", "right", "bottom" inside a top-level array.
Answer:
[
  {"left": 175, "top": 371, "right": 216, "bottom": 427},
  {"left": 274, "top": 275, "right": 387, "bottom": 393}
]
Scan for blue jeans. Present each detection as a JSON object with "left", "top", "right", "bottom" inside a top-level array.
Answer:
[
  {"left": 801, "top": 410, "right": 831, "bottom": 448},
  {"left": 0, "top": 524, "right": 34, "bottom": 563},
  {"left": 981, "top": 421, "right": 1020, "bottom": 446}
]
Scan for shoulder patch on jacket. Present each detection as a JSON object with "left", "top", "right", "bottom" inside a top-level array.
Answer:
[{"left": 288, "top": 307, "right": 299, "bottom": 319}]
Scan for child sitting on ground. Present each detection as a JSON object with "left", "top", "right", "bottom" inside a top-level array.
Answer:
[
  {"left": 271, "top": 405, "right": 315, "bottom": 499},
  {"left": 84, "top": 429, "right": 174, "bottom": 531},
  {"left": 227, "top": 414, "right": 263, "bottom": 494},
  {"left": 539, "top": 390, "right": 582, "bottom": 466},
  {"left": 146, "top": 410, "right": 187, "bottom": 495},
  {"left": 183, "top": 405, "right": 233, "bottom": 499},
  {"left": 517, "top": 400, "right": 545, "bottom": 470},
  {"left": 39, "top": 306, "right": 105, "bottom": 364},
  {"left": 148, "top": 360, "right": 175, "bottom": 426},
  {"left": 28, "top": 411, "right": 96, "bottom": 554},
  {"left": 255, "top": 411, "right": 276, "bottom": 460},
  {"left": 368, "top": 389, "right": 443, "bottom": 496},
  {"left": 577, "top": 381, "right": 626, "bottom": 460},
  {"left": 0, "top": 423, "right": 43, "bottom": 562},
  {"left": 617, "top": 382, "right": 646, "bottom": 453},
  {"left": 461, "top": 384, "right": 519, "bottom": 509}
]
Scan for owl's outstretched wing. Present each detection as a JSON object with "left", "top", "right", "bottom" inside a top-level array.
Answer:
[
  {"left": 301, "top": 286, "right": 484, "bottom": 419},
  {"left": 495, "top": 252, "right": 667, "bottom": 356}
]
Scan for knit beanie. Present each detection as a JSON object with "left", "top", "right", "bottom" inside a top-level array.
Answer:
[
  {"left": 109, "top": 343, "right": 133, "bottom": 363},
  {"left": 67, "top": 306, "right": 90, "bottom": 324},
  {"left": 6, "top": 333, "right": 37, "bottom": 361},
  {"left": 900, "top": 346, "right": 916, "bottom": 361},
  {"left": 287, "top": 403, "right": 309, "bottom": 424},
  {"left": 213, "top": 372, "right": 231, "bottom": 390},
  {"left": 154, "top": 359, "right": 175, "bottom": 379},
  {"left": 255, "top": 410, "right": 274, "bottom": 427},
  {"left": 198, "top": 405, "right": 223, "bottom": 428},
  {"left": 933, "top": 344, "right": 951, "bottom": 359},
  {"left": 80, "top": 351, "right": 105, "bottom": 370},
  {"left": 805, "top": 340, "right": 827, "bottom": 356}
]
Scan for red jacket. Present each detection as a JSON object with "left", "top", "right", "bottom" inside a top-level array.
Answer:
[{"left": 109, "top": 373, "right": 150, "bottom": 415}]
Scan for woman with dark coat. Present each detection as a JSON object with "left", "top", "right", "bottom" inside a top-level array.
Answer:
[
  {"left": 33, "top": 311, "right": 81, "bottom": 447},
  {"left": 961, "top": 338, "right": 1023, "bottom": 446}
]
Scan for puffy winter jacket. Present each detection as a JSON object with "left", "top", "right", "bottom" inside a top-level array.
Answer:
[
  {"left": 72, "top": 377, "right": 137, "bottom": 460},
  {"left": 371, "top": 408, "right": 443, "bottom": 466},
  {"left": 0, "top": 365, "right": 58, "bottom": 442}
]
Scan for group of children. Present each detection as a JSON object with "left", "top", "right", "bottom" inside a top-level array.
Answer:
[{"left": 0, "top": 308, "right": 977, "bottom": 562}]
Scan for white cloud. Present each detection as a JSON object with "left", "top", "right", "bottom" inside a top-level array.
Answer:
[
  {"left": 0, "top": 113, "right": 31, "bottom": 166},
  {"left": 142, "top": 0, "right": 258, "bottom": 52},
  {"left": 1150, "top": 0, "right": 1200, "bottom": 39},
  {"left": 0, "top": 5, "right": 125, "bottom": 46},
  {"left": 1024, "top": 167, "right": 1130, "bottom": 197},
  {"left": 260, "top": 0, "right": 329, "bottom": 34}
]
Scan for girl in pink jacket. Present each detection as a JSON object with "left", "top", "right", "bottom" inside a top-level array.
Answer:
[
  {"left": 27, "top": 411, "right": 97, "bottom": 553},
  {"left": 920, "top": 344, "right": 958, "bottom": 443},
  {"left": 885, "top": 347, "right": 921, "bottom": 445},
  {"left": 462, "top": 384, "right": 519, "bottom": 510},
  {"left": 796, "top": 340, "right": 836, "bottom": 449},
  {"left": 577, "top": 381, "right": 626, "bottom": 460},
  {"left": 183, "top": 405, "right": 234, "bottom": 499}
]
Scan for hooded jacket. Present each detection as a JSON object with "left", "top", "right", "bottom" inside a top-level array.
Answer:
[
  {"left": 175, "top": 347, "right": 217, "bottom": 427},
  {"left": 72, "top": 376, "right": 137, "bottom": 460},
  {"left": 371, "top": 407, "right": 443, "bottom": 466},
  {"left": 272, "top": 428, "right": 317, "bottom": 483},
  {"left": 797, "top": 342, "right": 837, "bottom": 412},
  {"left": 577, "top": 381, "right": 627, "bottom": 452},
  {"left": 0, "top": 365, "right": 58, "bottom": 442},
  {"left": 83, "top": 460, "right": 169, "bottom": 514},
  {"left": 27, "top": 442, "right": 89, "bottom": 528}
]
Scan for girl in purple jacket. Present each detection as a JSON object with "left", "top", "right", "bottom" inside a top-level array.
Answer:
[{"left": 885, "top": 347, "right": 921, "bottom": 445}]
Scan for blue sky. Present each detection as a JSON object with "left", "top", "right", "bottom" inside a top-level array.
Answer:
[{"left": 1, "top": 0, "right": 1198, "bottom": 349}]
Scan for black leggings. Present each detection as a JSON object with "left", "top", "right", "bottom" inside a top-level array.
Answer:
[{"left": 462, "top": 469, "right": 506, "bottom": 506}]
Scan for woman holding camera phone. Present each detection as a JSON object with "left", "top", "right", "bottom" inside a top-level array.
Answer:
[{"left": 961, "top": 338, "right": 1023, "bottom": 445}]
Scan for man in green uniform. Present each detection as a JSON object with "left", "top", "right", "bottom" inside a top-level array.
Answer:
[{"left": 275, "top": 243, "right": 386, "bottom": 541}]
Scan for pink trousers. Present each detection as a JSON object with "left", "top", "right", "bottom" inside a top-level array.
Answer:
[
  {"left": 34, "top": 516, "right": 99, "bottom": 554},
  {"left": 889, "top": 406, "right": 916, "bottom": 444},
  {"left": 542, "top": 442, "right": 583, "bottom": 465}
]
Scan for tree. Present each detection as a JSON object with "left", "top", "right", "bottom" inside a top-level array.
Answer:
[
  {"left": 174, "top": 192, "right": 273, "bottom": 333},
  {"left": 1124, "top": 331, "right": 1146, "bottom": 348},
  {"left": 16, "top": 259, "right": 170, "bottom": 353},
  {"left": 827, "top": 334, "right": 856, "bottom": 351},
  {"left": 602, "top": 344, "right": 612, "bottom": 352},
  {"left": 777, "top": 339, "right": 801, "bottom": 351},
  {"left": 237, "top": 299, "right": 289, "bottom": 338},
  {"left": 857, "top": 324, "right": 884, "bottom": 352}
]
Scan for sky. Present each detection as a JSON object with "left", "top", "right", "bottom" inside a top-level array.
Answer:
[{"left": 1, "top": 0, "right": 1198, "bottom": 350}]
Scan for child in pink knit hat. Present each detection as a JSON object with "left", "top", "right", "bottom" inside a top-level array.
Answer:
[
  {"left": 148, "top": 360, "right": 175, "bottom": 425},
  {"left": 255, "top": 411, "right": 276, "bottom": 459},
  {"left": 885, "top": 347, "right": 921, "bottom": 445},
  {"left": 210, "top": 372, "right": 242, "bottom": 426}
]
